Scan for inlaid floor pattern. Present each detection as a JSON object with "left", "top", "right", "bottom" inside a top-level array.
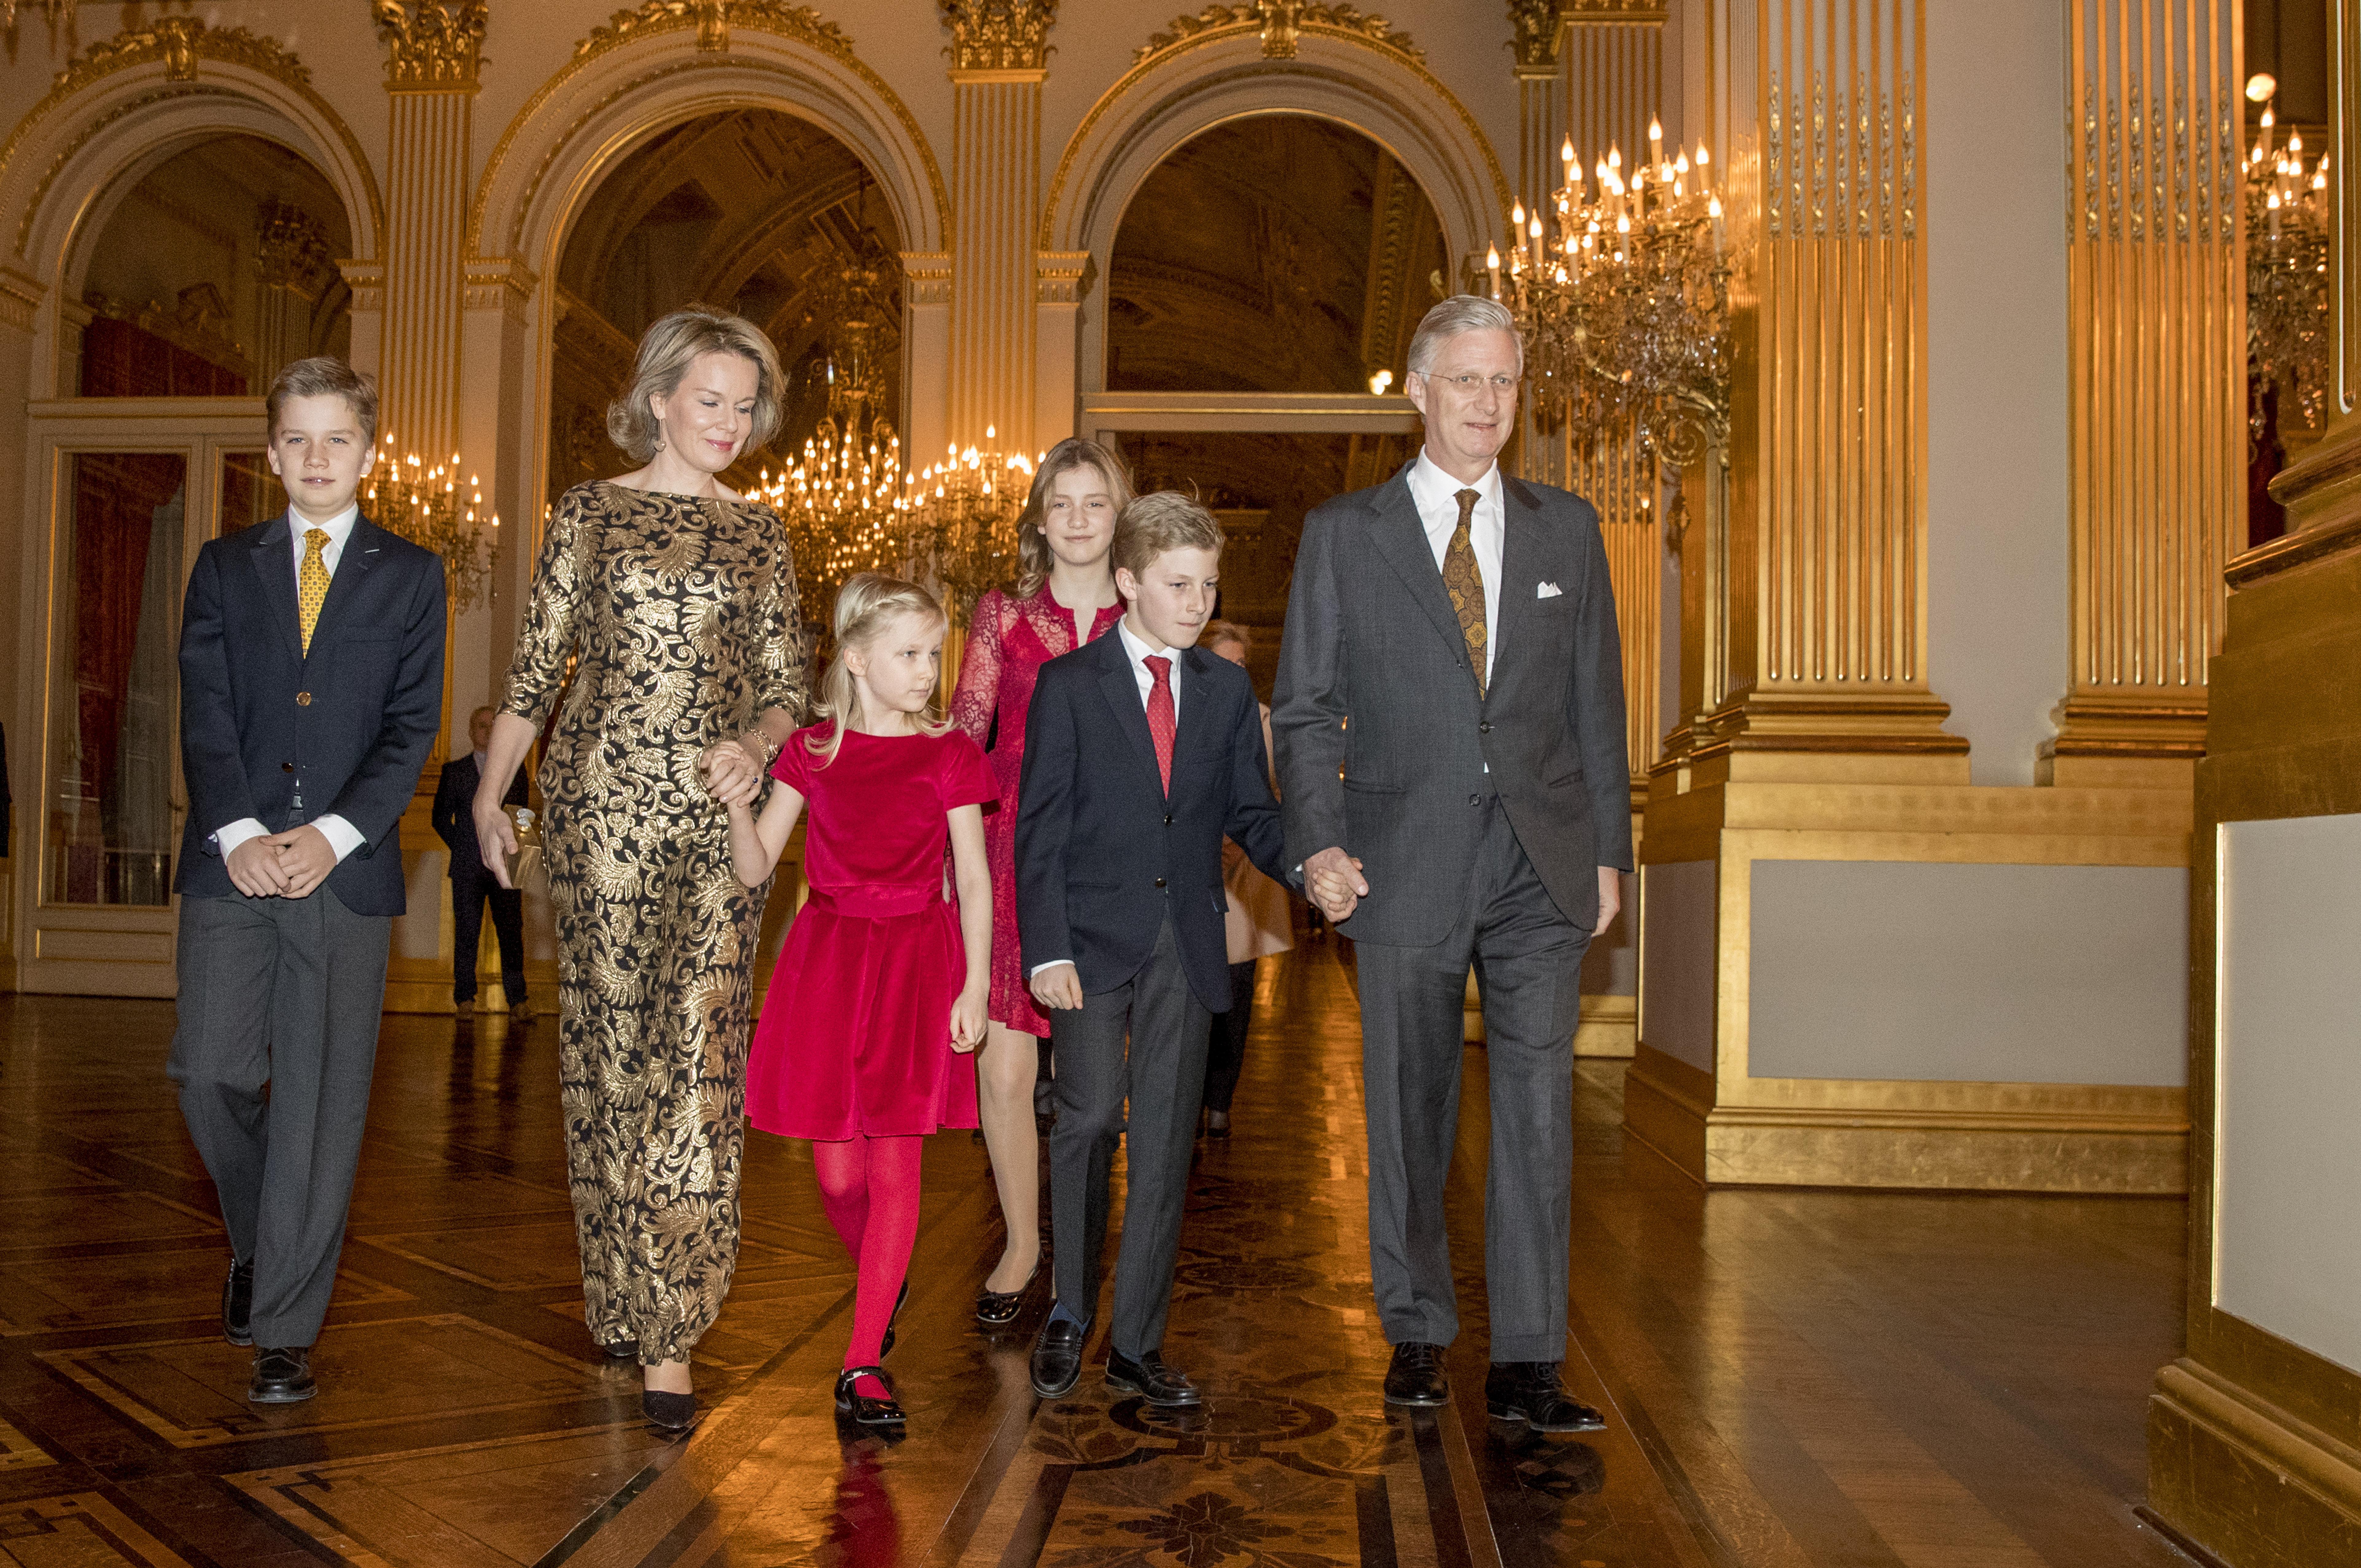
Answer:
[{"left": 0, "top": 943, "right": 2197, "bottom": 1566}]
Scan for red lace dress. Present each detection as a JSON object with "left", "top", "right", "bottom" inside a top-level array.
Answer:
[{"left": 951, "top": 586, "right": 1124, "bottom": 1036}]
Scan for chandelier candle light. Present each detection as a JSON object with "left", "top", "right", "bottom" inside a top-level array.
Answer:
[
  {"left": 363, "top": 438, "right": 499, "bottom": 612},
  {"left": 2245, "top": 92, "right": 2332, "bottom": 443},
  {"left": 1482, "top": 119, "right": 1735, "bottom": 545}
]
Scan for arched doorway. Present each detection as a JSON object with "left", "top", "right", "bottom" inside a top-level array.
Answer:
[
  {"left": 20, "top": 133, "right": 353, "bottom": 995},
  {"left": 1093, "top": 114, "right": 1444, "bottom": 692},
  {"left": 544, "top": 108, "right": 906, "bottom": 527}
]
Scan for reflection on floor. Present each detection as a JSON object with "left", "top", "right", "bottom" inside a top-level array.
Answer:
[{"left": 0, "top": 942, "right": 2198, "bottom": 1566}]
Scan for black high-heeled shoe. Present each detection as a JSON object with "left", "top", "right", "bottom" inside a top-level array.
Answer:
[
  {"left": 879, "top": 1278, "right": 911, "bottom": 1359},
  {"left": 642, "top": 1388, "right": 697, "bottom": 1431},
  {"left": 974, "top": 1258, "right": 1041, "bottom": 1326},
  {"left": 835, "top": 1366, "right": 905, "bottom": 1426}
]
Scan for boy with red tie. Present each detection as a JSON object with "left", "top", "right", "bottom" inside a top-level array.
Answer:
[{"left": 1016, "top": 492, "right": 1290, "bottom": 1404}]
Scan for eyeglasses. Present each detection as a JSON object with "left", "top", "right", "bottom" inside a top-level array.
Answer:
[{"left": 1417, "top": 372, "right": 1522, "bottom": 392}]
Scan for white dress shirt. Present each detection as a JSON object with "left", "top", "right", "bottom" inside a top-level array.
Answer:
[
  {"left": 1031, "top": 616, "right": 1182, "bottom": 980},
  {"left": 1406, "top": 451, "right": 1504, "bottom": 687},
  {"left": 213, "top": 502, "right": 366, "bottom": 867}
]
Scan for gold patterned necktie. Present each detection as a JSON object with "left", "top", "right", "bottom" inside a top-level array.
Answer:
[
  {"left": 298, "top": 527, "right": 330, "bottom": 654},
  {"left": 1442, "top": 488, "right": 1488, "bottom": 696}
]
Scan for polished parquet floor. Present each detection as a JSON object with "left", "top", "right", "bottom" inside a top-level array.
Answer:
[{"left": 0, "top": 940, "right": 2199, "bottom": 1567}]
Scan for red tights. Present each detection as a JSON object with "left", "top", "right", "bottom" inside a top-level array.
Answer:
[{"left": 811, "top": 1134, "right": 922, "bottom": 1400}]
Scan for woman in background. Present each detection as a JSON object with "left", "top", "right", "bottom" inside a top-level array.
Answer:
[
  {"left": 948, "top": 437, "right": 1133, "bottom": 1324},
  {"left": 1201, "top": 621, "right": 1295, "bottom": 1138}
]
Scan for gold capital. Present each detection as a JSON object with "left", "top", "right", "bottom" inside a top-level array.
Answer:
[
  {"left": 939, "top": 0, "right": 1057, "bottom": 73},
  {"left": 371, "top": 0, "right": 487, "bottom": 91}
]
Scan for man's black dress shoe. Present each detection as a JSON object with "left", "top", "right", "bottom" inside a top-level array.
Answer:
[
  {"left": 975, "top": 1259, "right": 1040, "bottom": 1326},
  {"left": 835, "top": 1366, "right": 905, "bottom": 1426},
  {"left": 1029, "top": 1317, "right": 1086, "bottom": 1398},
  {"left": 1484, "top": 1362, "right": 1607, "bottom": 1433},
  {"left": 247, "top": 1346, "right": 315, "bottom": 1404},
  {"left": 222, "top": 1258, "right": 255, "bottom": 1347},
  {"left": 642, "top": 1388, "right": 697, "bottom": 1431},
  {"left": 1384, "top": 1341, "right": 1450, "bottom": 1406},
  {"left": 879, "top": 1278, "right": 911, "bottom": 1360},
  {"left": 1105, "top": 1348, "right": 1201, "bottom": 1407}
]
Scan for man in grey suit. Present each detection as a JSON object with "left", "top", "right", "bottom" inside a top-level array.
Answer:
[{"left": 1275, "top": 295, "right": 1630, "bottom": 1431}]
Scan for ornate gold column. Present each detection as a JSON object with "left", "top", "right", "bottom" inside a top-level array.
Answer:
[
  {"left": 941, "top": 1, "right": 1055, "bottom": 454},
  {"left": 371, "top": 1, "right": 484, "bottom": 462},
  {"left": 253, "top": 199, "right": 333, "bottom": 388},
  {"left": 1510, "top": 2, "right": 1567, "bottom": 226},
  {"left": 2046, "top": 0, "right": 2243, "bottom": 785}
]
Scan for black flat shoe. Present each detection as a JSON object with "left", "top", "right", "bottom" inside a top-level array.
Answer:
[
  {"left": 1384, "top": 1341, "right": 1450, "bottom": 1407},
  {"left": 247, "top": 1346, "right": 315, "bottom": 1404},
  {"left": 1484, "top": 1361, "right": 1606, "bottom": 1433},
  {"left": 222, "top": 1258, "right": 255, "bottom": 1347},
  {"left": 641, "top": 1388, "right": 698, "bottom": 1431},
  {"left": 879, "top": 1278, "right": 910, "bottom": 1360},
  {"left": 1030, "top": 1317, "right": 1086, "bottom": 1399},
  {"left": 600, "top": 1340, "right": 637, "bottom": 1361},
  {"left": 1105, "top": 1347, "right": 1201, "bottom": 1407},
  {"left": 834, "top": 1366, "right": 905, "bottom": 1426},
  {"left": 975, "top": 1259, "right": 1041, "bottom": 1326}
]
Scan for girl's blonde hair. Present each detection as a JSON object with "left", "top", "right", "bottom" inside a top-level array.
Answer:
[
  {"left": 607, "top": 304, "right": 784, "bottom": 464},
  {"left": 806, "top": 573, "right": 955, "bottom": 766},
  {"left": 1012, "top": 437, "right": 1134, "bottom": 599}
]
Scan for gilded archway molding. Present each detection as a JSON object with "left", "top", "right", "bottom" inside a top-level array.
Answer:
[
  {"left": 0, "top": 17, "right": 384, "bottom": 278},
  {"left": 466, "top": 4, "right": 950, "bottom": 272},
  {"left": 1040, "top": 21, "right": 1510, "bottom": 270}
]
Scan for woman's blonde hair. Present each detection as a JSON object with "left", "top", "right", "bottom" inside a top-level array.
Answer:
[
  {"left": 1012, "top": 437, "right": 1134, "bottom": 599},
  {"left": 607, "top": 304, "right": 785, "bottom": 464},
  {"left": 806, "top": 573, "right": 955, "bottom": 766}
]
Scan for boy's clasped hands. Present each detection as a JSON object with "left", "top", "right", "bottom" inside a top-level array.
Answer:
[{"left": 224, "top": 827, "right": 340, "bottom": 900}]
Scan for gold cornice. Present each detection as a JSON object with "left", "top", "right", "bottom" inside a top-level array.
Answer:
[
  {"left": 372, "top": 1, "right": 488, "bottom": 92},
  {"left": 1046, "top": 15, "right": 1507, "bottom": 253},
  {"left": 0, "top": 17, "right": 382, "bottom": 264},
  {"left": 940, "top": 0, "right": 1058, "bottom": 73},
  {"left": 470, "top": 2, "right": 949, "bottom": 261},
  {"left": 1135, "top": 1, "right": 1420, "bottom": 66},
  {"left": 1507, "top": 0, "right": 1559, "bottom": 70}
]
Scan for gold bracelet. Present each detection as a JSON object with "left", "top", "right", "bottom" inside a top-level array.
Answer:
[{"left": 742, "top": 728, "right": 782, "bottom": 767}]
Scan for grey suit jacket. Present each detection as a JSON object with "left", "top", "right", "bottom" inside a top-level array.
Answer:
[{"left": 1272, "top": 462, "right": 1632, "bottom": 945}]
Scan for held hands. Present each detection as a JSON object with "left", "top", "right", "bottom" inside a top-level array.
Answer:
[
  {"left": 225, "top": 836, "right": 291, "bottom": 898},
  {"left": 699, "top": 736, "right": 766, "bottom": 809},
  {"left": 474, "top": 789, "right": 519, "bottom": 889},
  {"left": 1029, "top": 963, "right": 1084, "bottom": 1012},
  {"left": 1304, "top": 846, "right": 1368, "bottom": 923},
  {"left": 949, "top": 985, "right": 987, "bottom": 1053},
  {"left": 260, "top": 825, "right": 336, "bottom": 899}
]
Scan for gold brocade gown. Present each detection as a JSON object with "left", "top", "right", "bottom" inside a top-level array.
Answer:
[{"left": 499, "top": 479, "right": 806, "bottom": 1365}]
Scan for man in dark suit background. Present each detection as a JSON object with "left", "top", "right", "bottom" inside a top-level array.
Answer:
[
  {"left": 1017, "top": 492, "right": 1290, "bottom": 1408},
  {"left": 1275, "top": 295, "right": 1631, "bottom": 1432},
  {"left": 170, "top": 357, "right": 446, "bottom": 1404},
  {"left": 433, "top": 704, "right": 530, "bottom": 1022}
]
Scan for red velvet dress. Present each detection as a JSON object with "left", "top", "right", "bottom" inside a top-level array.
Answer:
[
  {"left": 746, "top": 726, "right": 997, "bottom": 1141},
  {"left": 950, "top": 586, "right": 1124, "bottom": 1037}
]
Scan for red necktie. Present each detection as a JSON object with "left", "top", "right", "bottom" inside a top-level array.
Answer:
[{"left": 1144, "top": 654, "right": 1175, "bottom": 795}]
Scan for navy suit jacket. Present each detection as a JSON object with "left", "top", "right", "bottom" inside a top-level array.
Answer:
[
  {"left": 174, "top": 513, "right": 447, "bottom": 916},
  {"left": 1015, "top": 631, "right": 1288, "bottom": 1012}
]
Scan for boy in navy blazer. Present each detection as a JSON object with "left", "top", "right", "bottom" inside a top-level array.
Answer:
[
  {"left": 1017, "top": 492, "right": 1289, "bottom": 1405},
  {"left": 169, "top": 358, "right": 446, "bottom": 1404}
]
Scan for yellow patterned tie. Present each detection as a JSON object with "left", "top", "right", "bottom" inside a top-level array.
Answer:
[
  {"left": 1442, "top": 488, "right": 1487, "bottom": 697},
  {"left": 298, "top": 527, "right": 330, "bottom": 654}
]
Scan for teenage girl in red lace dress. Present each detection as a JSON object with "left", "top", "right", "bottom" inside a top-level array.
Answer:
[{"left": 948, "top": 438, "right": 1132, "bottom": 1323}]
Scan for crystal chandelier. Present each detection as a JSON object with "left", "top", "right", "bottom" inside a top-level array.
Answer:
[
  {"left": 902, "top": 429, "right": 1034, "bottom": 624},
  {"left": 1483, "top": 119, "right": 1734, "bottom": 544},
  {"left": 364, "top": 440, "right": 499, "bottom": 611},
  {"left": 755, "top": 333, "right": 911, "bottom": 633},
  {"left": 2245, "top": 95, "right": 2332, "bottom": 443}
]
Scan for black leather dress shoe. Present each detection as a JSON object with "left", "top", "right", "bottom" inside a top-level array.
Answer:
[
  {"left": 1029, "top": 1317, "right": 1087, "bottom": 1398},
  {"left": 1105, "top": 1348, "right": 1201, "bottom": 1407},
  {"left": 247, "top": 1346, "right": 315, "bottom": 1404},
  {"left": 1383, "top": 1341, "right": 1449, "bottom": 1407},
  {"left": 879, "top": 1278, "right": 910, "bottom": 1360},
  {"left": 222, "top": 1258, "right": 254, "bottom": 1347},
  {"left": 835, "top": 1366, "right": 905, "bottom": 1426},
  {"left": 1484, "top": 1362, "right": 1607, "bottom": 1433}
]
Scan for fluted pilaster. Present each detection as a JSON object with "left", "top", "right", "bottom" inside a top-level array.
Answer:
[
  {"left": 373, "top": 2, "right": 484, "bottom": 462},
  {"left": 942, "top": 1, "right": 1054, "bottom": 453}
]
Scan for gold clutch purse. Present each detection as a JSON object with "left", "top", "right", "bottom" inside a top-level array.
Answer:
[{"left": 502, "top": 806, "right": 543, "bottom": 890}]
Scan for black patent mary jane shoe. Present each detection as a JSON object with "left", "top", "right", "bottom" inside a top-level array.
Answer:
[
  {"left": 835, "top": 1366, "right": 905, "bottom": 1426},
  {"left": 975, "top": 1259, "right": 1040, "bottom": 1327}
]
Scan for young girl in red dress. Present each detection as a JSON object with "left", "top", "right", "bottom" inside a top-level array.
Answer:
[
  {"left": 731, "top": 574, "right": 995, "bottom": 1426},
  {"left": 949, "top": 438, "right": 1131, "bottom": 1325}
]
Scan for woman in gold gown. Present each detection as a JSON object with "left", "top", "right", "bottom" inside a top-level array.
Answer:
[{"left": 474, "top": 306, "right": 805, "bottom": 1430}]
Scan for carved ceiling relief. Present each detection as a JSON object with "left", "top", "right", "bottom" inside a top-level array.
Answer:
[
  {"left": 940, "top": 0, "right": 1058, "bottom": 73},
  {"left": 1135, "top": 0, "right": 1420, "bottom": 67},
  {"left": 372, "top": 0, "right": 489, "bottom": 91}
]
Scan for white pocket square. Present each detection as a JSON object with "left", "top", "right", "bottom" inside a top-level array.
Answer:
[{"left": 1536, "top": 581, "right": 1563, "bottom": 599}]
